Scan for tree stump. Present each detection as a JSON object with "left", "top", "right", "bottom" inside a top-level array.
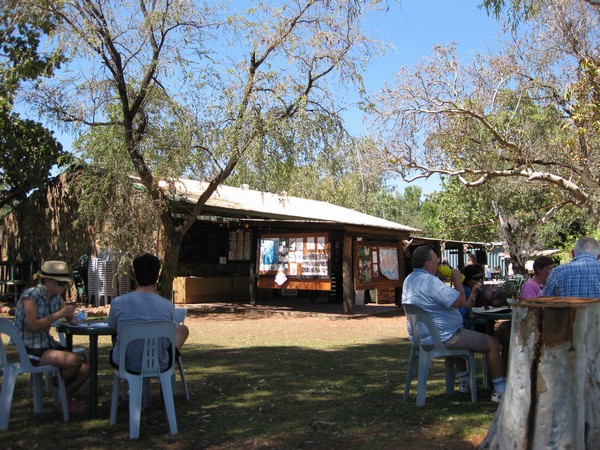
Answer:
[{"left": 480, "top": 296, "right": 600, "bottom": 450}]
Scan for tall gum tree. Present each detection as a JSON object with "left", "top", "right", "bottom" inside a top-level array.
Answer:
[
  {"left": 23, "top": 0, "right": 383, "bottom": 294},
  {"left": 388, "top": 4, "right": 600, "bottom": 448},
  {"left": 371, "top": 0, "right": 600, "bottom": 231}
]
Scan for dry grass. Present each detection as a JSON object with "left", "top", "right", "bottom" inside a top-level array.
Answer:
[{"left": 1, "top": 309, "right": 498, "bottom": 449}]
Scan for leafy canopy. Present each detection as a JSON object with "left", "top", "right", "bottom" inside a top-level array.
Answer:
[{"left": 0, "top": 0, "right": 66, "bottom": 210}]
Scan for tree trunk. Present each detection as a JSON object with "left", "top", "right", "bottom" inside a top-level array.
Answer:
[
  {"left": 480, "top": 297, "right": 600, "bottom": 449},
  {"left": 159, "top": 235, "right": 183, "bottom": 302}
]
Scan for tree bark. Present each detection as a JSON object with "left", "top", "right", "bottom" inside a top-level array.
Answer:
[{"left": 480, "top": 297, "right": 600, "bottom": 449}]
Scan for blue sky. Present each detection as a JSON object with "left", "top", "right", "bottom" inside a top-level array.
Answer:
[{"left": 347, "top": 0, "right": 507, "bottom": 195}]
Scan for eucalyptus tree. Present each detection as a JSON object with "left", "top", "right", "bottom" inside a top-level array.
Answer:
[
  {"left": 368, "top": 185, "right": 430, "bottom": 231},
  {"left": 225, "top": 122, "right": 390, "bottom": 215},
  {"left": 427, "top": 178, "right": 497, "bottom": 243},
  {"left": 0, "top": 0, "right": 65, "bottom": 210},
  {"left": 23, "top": 0, "right": 383, "bottom": 294},
  {"left": 371, "top": 0, "right": 600, "bottom": 232},
  {"left": 427, "top": 175, "right": 574, "bottom": 273}
]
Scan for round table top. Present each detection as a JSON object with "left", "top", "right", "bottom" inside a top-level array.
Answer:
[{"left": 56, "top": 320, "right": 116, "bottom": 335}]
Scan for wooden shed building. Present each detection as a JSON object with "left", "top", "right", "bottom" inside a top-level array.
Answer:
[
  {"left": 161, "top": 179, "right": 419, "bottom": 312},
  {"left": 2, "top": 173, "right": 420, "bottom": 312}
]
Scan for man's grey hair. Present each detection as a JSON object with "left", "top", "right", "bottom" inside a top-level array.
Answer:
[
  {"left": 412, "top": 245, "right": 435, "bottom": 269},
  {"left": 573, "top": 237, "right": 600, "bottom": 257}
]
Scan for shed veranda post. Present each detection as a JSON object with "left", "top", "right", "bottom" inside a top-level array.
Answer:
[{"left": 480, "top": 297, "right": 600, "bottom": 449}]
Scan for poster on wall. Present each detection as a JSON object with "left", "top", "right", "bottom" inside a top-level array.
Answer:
[
  {"left": 260, "top": 238, "right": 279, "bottom": 272},
  {"left": 258, "top": 234, "right": 329, "bottom": 279},
  {"left": 229, "top": 230, "right": 252, "bottom": 261},
  {"left": 379, "top": 247, "right": 400, "bottom": 280},
  {"left": 354, "top": 241, "right": 402, "bottom": 290},
  {"left": 358, "top": 246, "right": 372, "bottom": 283}
]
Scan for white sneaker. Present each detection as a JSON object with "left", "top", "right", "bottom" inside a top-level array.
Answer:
[
  {"left": 457, "top": 383, "right": 471, "bottom": 394},
  {"left": 491, "top": 391, "right": 503, "bottom": 403}
]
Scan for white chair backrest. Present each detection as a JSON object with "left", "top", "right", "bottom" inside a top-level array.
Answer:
[
  {"left": 0, "top": 318, "right": 38, "bottom": 371},
  {"left": 403, "top": 304, "right": 446, "bottom": 351},
  {"left": 118, "top": 321, "right": 176, "bottom": 376},
  {"left": 173, "top": 308, "right": 187, "bottom": 325}
]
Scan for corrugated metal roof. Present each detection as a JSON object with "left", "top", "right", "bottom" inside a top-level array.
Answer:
[{"left": 170, "top": 178, "right": 419, "bottom": 233}]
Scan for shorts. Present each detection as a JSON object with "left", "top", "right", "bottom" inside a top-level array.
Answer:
[
  {"left": 443, "top": 328, "right": 493, "bottom": 353},
  {"left": 26, "top": 345, "right": 68, "bottom": 365}
]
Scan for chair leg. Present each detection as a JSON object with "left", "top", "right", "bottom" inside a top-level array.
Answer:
[
  {"left": 27, "top": 372, "right": 53, "bottom": 396},
  {"left": 128, "top": 379, "right": 144, "bottom": 440},
  {"left": 0, "top": 368, "right": 18, "bottom": 430},
  {"left": 403, "top": 347, "right": 417, "bottom": 401},
  {"left": 416, "top": 352, "right": 431, "bottom": 407},
  {"left": 110, "top": 374, "right": 121, "bottom": 426},
  {"left": 177, "top": 356, "right": 190, "bottom": 400},
  {"left": 31, "top": 373, "right": 44, "bottom": 414},
  {"left": 159, "top": 373, "right": 178, "bottom": 435},
  {"left": 469, "top": 356, "right": 478, "bottom": 404},
  {"left": 444, "top": 358, "right": 456, "bottom": 396},
  {"left": 482, "top": 354, "right": 489, "bottom": 389}
]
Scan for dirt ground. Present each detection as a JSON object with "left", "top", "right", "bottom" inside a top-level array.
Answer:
[{"left": 181, "top": 300, "right": 409, "bottom": 348}]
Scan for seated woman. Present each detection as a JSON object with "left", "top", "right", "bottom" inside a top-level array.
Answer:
[
  {"left": 14, "top": 260, "right": 90, "bottom": 414},
  {"left": 459, "top": 264, "right": 485, "bottom": 330},
  {"left": 461, "top": 264, "right": 510, "bottom": 376},
  {"left": 520, "top": 256, "right": 554, "bottom": 299}
]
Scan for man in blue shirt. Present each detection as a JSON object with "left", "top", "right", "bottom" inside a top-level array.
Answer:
[
  {"left": 544, "top": 237, "right": 600, "bottom": 298},
  {"left": 108, "top": 253, "right": 189, "bottom": 372},
  {"left": 402, "top": 245, "right": 505, "bottom": 402}
]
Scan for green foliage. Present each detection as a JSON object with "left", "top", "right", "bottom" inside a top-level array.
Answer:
[
  {"left": 0, "top": 1, "right": 66, "bottom": 209},
  {"left": 227, "top": 128, "right": 394, "bottom": 216},
  {"left": 0, "top": 106, "right": 65, "bottom": 209},
  {"left": 427, "top": 178, "right": 498, "bottom": 242},
  {"left": 536, "top": 203, "right": 595, "bottom": 249},
  {"left": 369, "top": 185, "right": 428, "bottom": 231},
  {"left": 480, "top": 0, "right": 543, "bottom": 26},
  {"left": 71, "top": 165, "right": 159, "bottom": 262},
  {"left": 0, "top": 0, "right": 64, "bottom": 101},
  {"left": 72, "top": 124, "right": 159, "bottom": 260}
]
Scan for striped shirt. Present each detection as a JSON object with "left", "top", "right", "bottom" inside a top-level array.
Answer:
[
  {"left": 15, "top": 284, "right": 63, "bottom": 349},
  {"left": 544, "top": 253, "right": 600, "bottom": 298}
]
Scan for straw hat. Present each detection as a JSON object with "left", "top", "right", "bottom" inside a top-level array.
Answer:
[{"left": 39, "top": 260, "right": 73, "bottom": 283}]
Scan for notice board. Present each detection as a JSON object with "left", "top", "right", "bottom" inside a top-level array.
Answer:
[
  {"left": 259, "top": 233, "right": 329, "bottom": 277},
  {"left": 257, "top": 233, "right": 331, "bottom": 290},
  {"left": 354, "top": 241, "right": 402, "bottom": 290}
]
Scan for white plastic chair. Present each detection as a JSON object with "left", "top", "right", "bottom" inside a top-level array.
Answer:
[
  {"left": 109, "top": 321, "right": 178, "bottom": 439},
  {"left": 0, "top": 318, "right": 69, "bottom": 430},
  {"left": 403, "top": 304, "right": 478, "bottom": 406},
  {"left": 173, "top": 308, "right": 190, "bottom": 400}
]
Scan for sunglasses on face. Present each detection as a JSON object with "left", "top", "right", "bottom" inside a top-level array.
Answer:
[
  {"left": 56, "top": 281, "right": 69, "bottom": 287},
  {"left": 471, "top": 276, "right": 483, "bottom": 281}
]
